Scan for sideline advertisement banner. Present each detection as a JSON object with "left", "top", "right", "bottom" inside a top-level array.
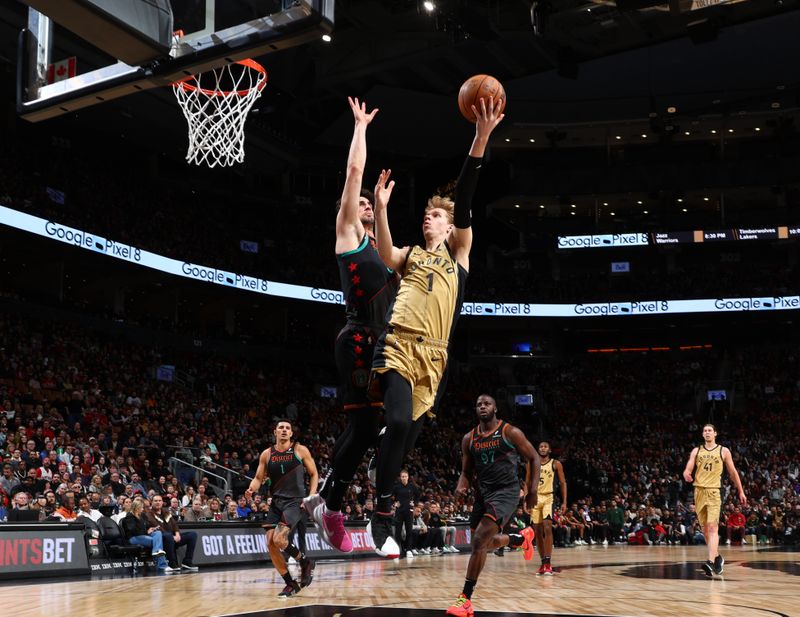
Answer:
[
  {"left": 0, "top": 525, "right": 89, "bottom": 579},
  {"left": 0, "top": 522, "right": 474, "bottom": 579},
  {"left": 179, "top": 522, "right": 473, "bottom": 564}
]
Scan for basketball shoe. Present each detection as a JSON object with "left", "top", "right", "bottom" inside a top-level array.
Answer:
[
  {"left": 313, "top": 503, "right": 353, "bottom": 553},
  {"left": 278, "top": 581, "right": 301, "bottom": 598},
  {"left": 366, "top": 512, "right": 400, "bottom": 558},
  {"left": 713, "top": 554, "right": 724, "bottom": 575},
  {"left": 300, "top": 558, "right": 315, "bottom": 588},
  {"left": 446, "top": 594, "right": 474, "bottom": 617},
  {"left": 521, "top": 527, "right": 536, "bottom": 561}
]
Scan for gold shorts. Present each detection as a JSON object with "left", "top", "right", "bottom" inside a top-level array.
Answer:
[
  {"left": 370, "top": 328, "right": 448, "bottom": 421},
  {"left": 695, "top": 487, "right": 721, "bottom": 526},
  {"left": 530, "top": 493, "right": 553, "bottom": 524}
]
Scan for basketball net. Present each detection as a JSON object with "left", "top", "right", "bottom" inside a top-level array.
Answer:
[{"left": 172, "top": 59, "right": 268, "bottom": 168}]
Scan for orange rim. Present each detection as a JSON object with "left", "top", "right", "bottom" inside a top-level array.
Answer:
[{"left": 173, "top": 58, "right": 268, "bottom": 97}]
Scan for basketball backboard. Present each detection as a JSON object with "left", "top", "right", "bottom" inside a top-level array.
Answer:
[{"left": 16, "top": 0, "right": 334, "bottom": 122}]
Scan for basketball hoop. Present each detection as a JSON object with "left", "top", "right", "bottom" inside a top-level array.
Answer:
[{"left": 172, "top": 59, "right": 268, "bottom": 168}]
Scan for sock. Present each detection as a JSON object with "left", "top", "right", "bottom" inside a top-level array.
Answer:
[
  {"left": 318, "top": 469, "right": 334, "bottom": 501},
  {"left": 462, "top": 578, "right": 477, "bottom": 600},
  {"left": 285, "top": 544, "right": 304, "bottom": 561},
  {"left": 507, "top": 534, "right": 524, "bottom": 548},
  {"left": 327, "top": 480, "right": 352, "bottom": 512},
  {"left": 542, "top": 556, "right": 551, "bottom": 565},
  {"left": 324, "top": 505, "right": 341, "bottom": 516},
  {"left": 282, "top": 571, "right": 294, "bottom": 586}
]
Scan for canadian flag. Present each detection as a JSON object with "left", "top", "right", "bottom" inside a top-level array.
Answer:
[{"left": 47, "top": 57, "right": 77, "bottom": 84}]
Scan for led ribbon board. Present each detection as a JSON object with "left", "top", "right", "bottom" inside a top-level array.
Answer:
[{"left": 1, "top": 204, "right": 798, "bottom": 317}]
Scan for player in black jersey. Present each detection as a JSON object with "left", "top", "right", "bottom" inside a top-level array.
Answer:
[
  {"left": 246, "top": 419, "right": 319, "bottom": 598},
  {"left": 304, "top": 97, "right": 400, "bottom": 554},
  {"left": 446, "top": 395, "right": 540, "bottom": 617}
]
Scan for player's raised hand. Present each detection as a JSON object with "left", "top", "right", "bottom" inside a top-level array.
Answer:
[
  {"left": 349, "top": 96, "right": 378, "bottom": 126},
  {"left": 471, "top": 95, "right": 504, "bottom": 141},
  {"left": 374, "top": 169, "right": 395, "bottom": 210}
]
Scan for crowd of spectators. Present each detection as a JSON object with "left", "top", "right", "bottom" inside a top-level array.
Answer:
[{"left": 1, "top": 308, "right": 798, "bottom": 551}]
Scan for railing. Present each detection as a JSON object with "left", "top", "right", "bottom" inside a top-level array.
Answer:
[{"left": 168, "top": 457, "right": 229, "bottom": 497}]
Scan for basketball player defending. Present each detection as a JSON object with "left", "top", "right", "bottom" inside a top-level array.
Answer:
[
  {"left": 682, "top": 423, "right": 746, "bottom": 577},
  {"left": 446, "top": 394, "right": 540, "bottom": 617},
  {"left": 527, "top": 441, "right": 567, "bottom": 575},
  {"left": 247, "top": 420, "right": 319, "bottom": 597},
  {"left": 304, "top": 97, "right": 399, "bottom": 554},
  {"left": 367, "top": 96, "right": 504, "bottom": 557}
]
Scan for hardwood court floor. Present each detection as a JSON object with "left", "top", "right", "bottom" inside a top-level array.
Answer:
[{"left": 4, "top": 545, "right": 797, "bottom": 617}]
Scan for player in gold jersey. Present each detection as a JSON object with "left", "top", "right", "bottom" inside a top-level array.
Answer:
[
  {"left": 683, "top": 424, "right": 746, "bottom": 577},
  {"left": 525, "top": 441, "right": 567, "bottom": 575},
  {"left": 365, "top": 96, "right": 504, "bottom": 557}
]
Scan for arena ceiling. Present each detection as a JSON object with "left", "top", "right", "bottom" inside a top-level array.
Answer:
[{"left": 1, "top": 1, "right": 799, "bottom": 165}]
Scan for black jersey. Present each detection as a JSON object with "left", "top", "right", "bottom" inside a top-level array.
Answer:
[
  {"left": 267, "top": 444, "right": 305, "bottom": 499},
  {"left": 469, "top": 421, "right": 520, "bottom": 490},
  {"left": 337, "top": 234, "right": 397, "bottom": 331}
]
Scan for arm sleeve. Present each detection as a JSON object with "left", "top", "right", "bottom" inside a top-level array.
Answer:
[{"left": 453, "top": 155, "right": 483, "bottom": 229}]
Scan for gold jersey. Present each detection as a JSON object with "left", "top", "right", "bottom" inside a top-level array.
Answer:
[
  {"left": 694, "top": 444, "right": 724, "bottom": 489},
  {"left": 387, "top": 244, "right": 467, "bottom": 341},
  {"left": 538, "top": 459, "right": 555, "bottom": 496}
]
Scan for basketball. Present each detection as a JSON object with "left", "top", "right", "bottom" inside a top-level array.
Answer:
[{"left": 458, "top": 74, "right": 506, "bottom": 123}]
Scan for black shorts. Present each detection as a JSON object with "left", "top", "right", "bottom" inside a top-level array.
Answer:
[
  {"left": 335, "top": 324, "right": 383, "bottom": 410},
  {"left": 263, "top": 496, "right": 303, "bottom": 531},
  {"left": 469, "top": 485, "right": 520, "bottom": 531}
]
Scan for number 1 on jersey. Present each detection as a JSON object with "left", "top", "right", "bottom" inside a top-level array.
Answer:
[{"left": 426, "top": 272, "right": 434, "bottom": 292}]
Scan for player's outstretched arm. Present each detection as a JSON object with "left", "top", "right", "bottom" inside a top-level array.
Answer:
[
  {"left": 449, "top": 95, "right": 505, "bottom": 271},
  {"left": 508, "top": 426, "right": 540, "bottom": 510},
  {"left": 683, "top": 447, "right": 698, "bottom": 483},
  {"left": 373, "top": 168, "right": 409, "bottom": 273},
  {"left": 555, "top": 460, "right": 568, "bottom": 514},
  {"left": 722, "top": 447, "right": 747, "bottom": 505},
  {"left": 455, "top": 433, "right": 474, "bottom": 497},
  {"left": 296, "top": 444, "right": 319, "bottom": 496},
  {"left": 245, "top": 448, "right": 270, "bottom": 500},
  {"left": 375, "top": 169, "right": 408, "bottom": 275},
  {"left": 336, "top": 97, "right": 378, "bottom": 253}
]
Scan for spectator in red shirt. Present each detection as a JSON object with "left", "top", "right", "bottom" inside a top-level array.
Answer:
[{"left": 726, "top": 506, "right": 747, "bottom": 545}]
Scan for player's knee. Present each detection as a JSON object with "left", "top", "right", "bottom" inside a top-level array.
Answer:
[
  {"left": 385, "top": 413, "right": 412, "bottom": 436},
  {"left": 472, "top": 526, "right": 495, "bottom": 548}
]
